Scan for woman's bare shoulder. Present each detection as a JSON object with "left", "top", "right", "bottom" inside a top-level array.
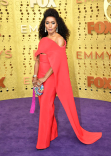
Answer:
[{"left": 56, "top": 35, "right": 65, "bottom": 47}]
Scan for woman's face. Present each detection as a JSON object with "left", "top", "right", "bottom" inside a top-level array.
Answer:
[{"left": 45, "top": 16, "right": 58, "bottom": 35}]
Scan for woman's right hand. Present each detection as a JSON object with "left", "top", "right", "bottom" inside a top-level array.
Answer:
[{"left": 32, "top": 77, "right": 41, "bottom": 88}]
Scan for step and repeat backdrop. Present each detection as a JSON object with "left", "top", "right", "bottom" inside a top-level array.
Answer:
[{"left": 0, "top": 0, "right": 111, "bottom": 102}]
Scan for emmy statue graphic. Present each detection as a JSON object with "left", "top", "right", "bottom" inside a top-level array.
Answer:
[{"left": 104, "top": 0, "right": 111, "bottom": 23}]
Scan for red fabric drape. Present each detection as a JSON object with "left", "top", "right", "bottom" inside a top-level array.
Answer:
[{"left": 30, "top": 37, "right": 102, "bottom": 144}]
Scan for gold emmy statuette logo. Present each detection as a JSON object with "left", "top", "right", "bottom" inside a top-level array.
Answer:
[{"left": 104, "top": 0, "right": 111, "bottom": 23}]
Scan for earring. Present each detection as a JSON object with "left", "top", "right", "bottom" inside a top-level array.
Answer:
[
  {"left": 56, "top": 26, "right": 58, "bottom": 32},
  {"left": 45, "top": 27, "right": 47, "bottom": 32}
]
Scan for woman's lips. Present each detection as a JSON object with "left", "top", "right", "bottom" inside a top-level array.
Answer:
[{"left": 48, "top": 29, "right": 52, "bottom": 31}]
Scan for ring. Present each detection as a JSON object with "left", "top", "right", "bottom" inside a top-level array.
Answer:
[{"left": 37, "top": 82, "right": 40, "bottom": 85}]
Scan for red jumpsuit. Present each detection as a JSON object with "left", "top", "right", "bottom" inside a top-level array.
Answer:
[{"left": 30, "top": 37, "right": 102, "bottom": 149}]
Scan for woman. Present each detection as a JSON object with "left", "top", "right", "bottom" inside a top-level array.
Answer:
[{"left": 31, "top": 8, "right": 102, "bottom": 150}]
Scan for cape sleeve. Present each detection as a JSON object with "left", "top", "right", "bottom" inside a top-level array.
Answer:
[{"left": 47, "top": 48, "right": 102, "bottom": 144}]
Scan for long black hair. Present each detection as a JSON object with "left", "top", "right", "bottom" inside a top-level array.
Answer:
[{"left": 38, "top": 8, "right": 70, "bottom": 47}]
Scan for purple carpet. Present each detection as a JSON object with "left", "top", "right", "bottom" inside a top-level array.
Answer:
[{"left": 0, "top": 97, "right": 111, "bottom": 156}]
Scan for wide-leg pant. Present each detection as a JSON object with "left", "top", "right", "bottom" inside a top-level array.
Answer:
[{"left": 36, "top": 54, "right": 58, "bottom": 149}]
